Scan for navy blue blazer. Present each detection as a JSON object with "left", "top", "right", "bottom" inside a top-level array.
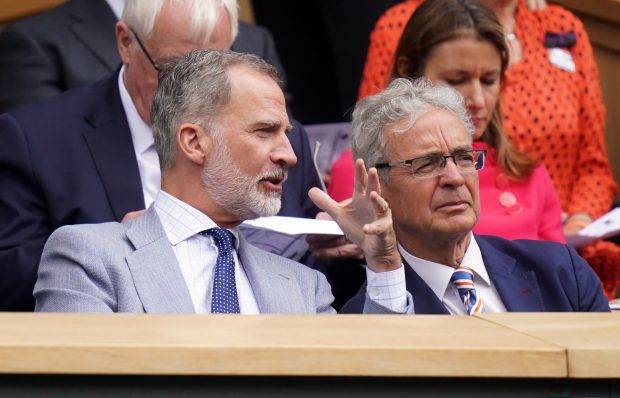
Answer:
[
  {"left": 340, "top": 235, "right": 610, "bottom": 313},
  {"left": 0, "top": 71, "right": 320, "bottom": 311},
  {"left": 0, "top": 0, "right": 119, "bottom": 113},
  {"left": 0, "top": 0, "right": 288, "bottom": 113}
]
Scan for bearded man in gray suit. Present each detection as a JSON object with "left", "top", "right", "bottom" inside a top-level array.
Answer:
[{"left": 34, "top": 49, "right": 411, "bottom": 314}]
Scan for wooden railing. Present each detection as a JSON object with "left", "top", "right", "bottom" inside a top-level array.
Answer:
[{"left": 0, "top": 313, "right": 618, "bottom": 395}]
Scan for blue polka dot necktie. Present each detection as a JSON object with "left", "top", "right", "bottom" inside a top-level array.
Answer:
[
  {"left": 203, "top": 228, "right": 240, "bottom": 314},
  {"left": 450, "top": 266, "right": 484, "bottom": 315}
]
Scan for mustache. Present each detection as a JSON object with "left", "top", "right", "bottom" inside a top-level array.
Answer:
[{"left": 257, "top": 168, "right": 288, "bottom": 183}]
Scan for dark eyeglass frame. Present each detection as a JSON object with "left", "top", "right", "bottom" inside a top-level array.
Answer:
[
  {"left": 131, "top": 28, "right": 161, "bottom": 72},
  {"left": 374, "top": 149, "right": 486, "bottom": 179}
]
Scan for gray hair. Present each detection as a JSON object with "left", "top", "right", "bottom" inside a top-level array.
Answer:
[
  {"left": 151, "top": 49, "right": 280, "bottom": 171},
  {"left": 122, "top": 0, "right": 239, "bottom": 45},
  {"left": 351, "top": 78, "right": 474, "bottom": 181}
]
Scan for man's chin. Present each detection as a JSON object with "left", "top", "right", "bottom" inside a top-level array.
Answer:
[
  {"left": 257, "top": 199, "right": 282, "bottom": 218},
  {"left": 241, "top": 196, "right": 282, "bottom": 220},
  {"left": 448, "top": 223, "right": 476, "bottom": 236},
  {"left": 436, "top": 214, "right": 477, "bottom": 234}
]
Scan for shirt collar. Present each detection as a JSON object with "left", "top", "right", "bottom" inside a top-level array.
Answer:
[
  {"left": 118, "top": 66, "right": 155, "bottom": 155},
  {"left": 153, "top": 191, "right": 240, "bottom": 248},
  {"left": 399, "top": 234, "right": 489, "bottom": 299}
]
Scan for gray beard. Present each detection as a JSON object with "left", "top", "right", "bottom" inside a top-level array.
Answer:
[{"left": 201, "top": 143, "right": 284, "bottom": 220}]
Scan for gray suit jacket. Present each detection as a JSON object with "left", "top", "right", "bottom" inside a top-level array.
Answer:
[{"left": 34, "top": 207, "right": 335, "bottom": 314}]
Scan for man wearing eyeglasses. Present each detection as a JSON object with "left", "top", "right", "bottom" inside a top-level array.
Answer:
[
  {"left": 311, "top": 78, "right": 609, "bottom": 314},
  {"left": 0, "top": 0, "right": 321, "bottom": 311}
]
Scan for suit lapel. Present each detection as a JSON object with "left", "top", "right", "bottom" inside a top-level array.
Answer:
[
  {"left": 68, "top": 0, "right": 120, "bottom": 71},
  {"left": 402, "top": 259, "right": 450, "bottom": 314},
  {"left": 477, "top": 236, "right": 546, "bottom": 311},
  {"left": 238, "top": 237, "right": 307, "bottom": 313},
  {"left": 82, "top": 72, "right": 145, "bottom": 221},
  {"left": 125, "top": 208, "right": 195, "bottom": 313}
]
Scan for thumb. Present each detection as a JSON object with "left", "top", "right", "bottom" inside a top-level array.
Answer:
[{"left": 309, "top": 187, "right": 340, "bottom": 220}]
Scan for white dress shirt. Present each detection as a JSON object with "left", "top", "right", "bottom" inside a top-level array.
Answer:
[
  {"left": 399, "top": 235, "right": 507, "bottom": 314},
  {"left": 118, "top": 66, "right": 161, "bottom": 208},
  {"left": 154, "top": 191, "right": 260, "bottom": 314}
]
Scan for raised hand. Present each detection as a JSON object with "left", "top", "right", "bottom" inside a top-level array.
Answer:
[{"left": 309, "top": 159, "right": 401, "bottom": 272}]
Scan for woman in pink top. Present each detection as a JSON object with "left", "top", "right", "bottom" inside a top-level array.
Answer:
[{"left": 328, "top": 0, "right": 564, "bottom": 242}]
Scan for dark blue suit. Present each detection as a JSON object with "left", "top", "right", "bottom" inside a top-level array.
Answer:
[
  {"left": 0, "top": 0, "right": 289, "bottom": 113},
  {"left": 341, "top": 235, "right": 610, "bottom": 313},
  {"left": 0, "top": 71, "right": 320, "bottom": 311}
]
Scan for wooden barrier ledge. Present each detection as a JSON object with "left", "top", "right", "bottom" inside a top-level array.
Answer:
[
  {"left": 0, "top": 313, "right": 565, "bottom": 377},
  {"left": 478, "top": 312, "right": 620, "bottom": 378}
]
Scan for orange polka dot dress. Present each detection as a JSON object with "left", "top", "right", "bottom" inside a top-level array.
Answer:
[
  {"left": 503, "top": 2, "right": 619, "bottom": 299},
  {"left": 502, "top": 2, "right": 617, "bottom": 219},
  {"left": 356, "top": 0, "right": 620, "bottom": 298}
]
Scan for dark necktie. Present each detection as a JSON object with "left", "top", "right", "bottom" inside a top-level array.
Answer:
[{"left": 203, "top": 228, "right": 240, "bottom": 314}]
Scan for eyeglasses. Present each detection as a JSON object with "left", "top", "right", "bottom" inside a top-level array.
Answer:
[
  {"left": 131, "top": 28, "right": 161, "bottom": 71},
  {"left": 374, "top": 149, "right": 486, "bottom": 179}
]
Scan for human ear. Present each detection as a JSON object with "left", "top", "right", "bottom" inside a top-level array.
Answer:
[
  {"left": 115, "top": 21, "right": 133, "bottom": 64},
  {"left": 177, "top": 123, "right": 211, "bottom": 165}
]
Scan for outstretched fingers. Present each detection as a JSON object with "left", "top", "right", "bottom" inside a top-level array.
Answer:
[
  {"left": 363, "top": 191, "right": 391, "bottom": 235},
  {"left": 352, "top": 158, "right": 368, "bottom": 199},
  {"left": 366, "top": 166, "right": 383, "bottom": 198},
  {"left": 308, "top": 187, "right": 340, "bottom": 219},
  {"left": 361, "top": 191, "right": 400, "bottom": 272}
]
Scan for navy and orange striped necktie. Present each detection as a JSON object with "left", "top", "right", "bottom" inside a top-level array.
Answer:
[{"left": 450, "top": 266, "right": 484, "bottom": 315}]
